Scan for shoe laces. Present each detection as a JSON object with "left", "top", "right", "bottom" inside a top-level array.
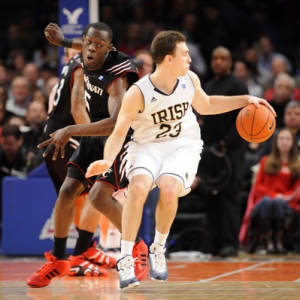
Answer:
[
  {"left": 35, "top": 253, "right": 56, "bottom": 275},
  {"left": 120, "top": 257, "right": 135, "bottom": 280},
  {"left": 151, "top": 246, "right": 166, "bottom": 271}
]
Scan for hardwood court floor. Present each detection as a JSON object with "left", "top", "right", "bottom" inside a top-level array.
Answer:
[{"left": 1, "top": 252, "right": 300, "bottom": 299}]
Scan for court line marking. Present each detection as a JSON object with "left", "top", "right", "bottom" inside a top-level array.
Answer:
[{"left": 199, "top": 260, "right": 277, "bottom": 282}]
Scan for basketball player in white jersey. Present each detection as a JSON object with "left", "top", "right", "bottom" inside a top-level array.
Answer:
[{"left": 85, "top": 30, "right": 276, "bottom": 289}]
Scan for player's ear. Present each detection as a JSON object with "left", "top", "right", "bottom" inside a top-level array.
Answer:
[
  {"left": 108, "top": 44, "right": 113, "bottom": 52},
  {"left": 165, "top": 54, "right": 172, "bottom": 63}
]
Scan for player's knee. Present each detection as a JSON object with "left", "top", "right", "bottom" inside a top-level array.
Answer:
[
  {"left": 89, "top": 192, "right": 108, "bottom": 210},
  {"left": 129, "top": 180, "right": 150, "bottom": 199},
  {"left": 58, "top": 183, "right": 82, "bottom": 207}
]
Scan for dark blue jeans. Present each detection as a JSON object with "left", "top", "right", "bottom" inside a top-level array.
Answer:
[{"left": 253, "top": 196, "right": 290, "bottom": 220}]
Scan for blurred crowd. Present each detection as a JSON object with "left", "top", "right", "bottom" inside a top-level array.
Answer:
[{"left": 1, "top": 0, "right": 300, "bottom": 255}]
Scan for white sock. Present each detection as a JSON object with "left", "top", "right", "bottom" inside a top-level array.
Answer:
[
  {"left": 154, "top": 229, "right": 169, "bottom": 246},
  {"left": 120, "top": 240, "right": 135, "bottom": 258},
  {"left": 105, "top": 229, "right": 121, "bottom": 249}
]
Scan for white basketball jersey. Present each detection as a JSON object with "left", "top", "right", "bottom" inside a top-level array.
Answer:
[{"left": 132, "top": 74, "right": 200, "bottom": 144}]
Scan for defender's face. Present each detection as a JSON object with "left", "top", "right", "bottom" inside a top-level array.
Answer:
[{"left": 82, "top": 28, "right": 112, "bottom": 70}]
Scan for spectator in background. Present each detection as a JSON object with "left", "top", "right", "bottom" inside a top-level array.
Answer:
[
  {"left": 263, "top": 57, "right": 300, "bottom": 101},
  {"left": 257, "top": 35, "right": 292, "bottom": 74},
  {"left": 133, "top": 49, "right": 154, "bottom": 78},
  {"left": 0, "top": 124, "right": 28, "bottom": 180},
  {"left": 259, "top": 101, "right": 300, "bottom": 157},
  {"left": 179, "top": 13, "right": 207, "bottom": 78},
  {"left": 0, "top": 102, "right": 7, "bottom": 142},
  {"left": 200, "top": 46, "right": 248, "bottom": 257},
  {"left": 244, "top": 47, "right": 273, "bottom": 92},
  {"left": 32, "top": 90, "right": 48, "bottom": 110},
  {"left": 233, "top": 58, "right": 263, "bottom": 98},
  {"left": 5, "top": 76, "right": 32, "bottom": 119},
  {"left": 13, "top": 52, "right": 26, "bottom": 76},
  {"left": 268, "top": 73, "right": 295, "bottom": 129},
  {"left": 22, "top": 100, "right": 47, "bottom": 172},
  {"left": 0, "top": 24, "right": 25, "bottom": 63},
  {"left": 22, "top": 62, "right": 42, "bottom": 95},
  {"left": 240, "top": 127, "right": 300, "bottom": 254},
  {"left": 44, "top": 76, "right": 59, "bottom": 100},
  {"left": 39, "top": 61, "right": 58, "bottom": 92},
  {"left": 117, "top": 22, "right": 149, "bottom": 57},
  {"left": 0, "top": 84, "right": 8, "bottom": 105},
  {"left": 0, "top": 65, "right": 8, "bottom": 88},
  {"left": 7, "top": 115, "right": 26, "bottom": 127}
]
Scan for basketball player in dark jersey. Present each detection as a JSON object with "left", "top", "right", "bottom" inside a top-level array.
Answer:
[
  {"left": 45, "top": 48, "right": 116, "bottom": 274},
  {"left": 45, "top": 49, "right": 89, "bottom": 194},
  {"left": 27, "top": 22, "right": 148, "bottom": 288}
]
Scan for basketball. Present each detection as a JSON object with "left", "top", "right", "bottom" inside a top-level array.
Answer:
[{"left": 236, "top": 104, "right": 276, "bottom": 143}]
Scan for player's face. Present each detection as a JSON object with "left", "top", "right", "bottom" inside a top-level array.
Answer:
[
  {"left": 172, "top": 42, "right": 191, "bottom": 76},
  {"left": 82, "top": 28, "right": 113, "bottom": 70},
  {"left": 276, "top": 129, "right": 294, "bottom": 153}
]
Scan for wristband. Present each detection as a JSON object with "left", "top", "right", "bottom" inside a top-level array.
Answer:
[{"left": 61, "top": 37, "right": 73, "bottom": 48}]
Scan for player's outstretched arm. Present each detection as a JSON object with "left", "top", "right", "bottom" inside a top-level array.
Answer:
[
  {"left": 188, "top": 70, "right": 276, "bottom": 116},
  {"left": 44, "top": 23, "right": 83, "bottom": 51},
  {"left": 86, "top": 85, "right": 143, "bottom": 178}
]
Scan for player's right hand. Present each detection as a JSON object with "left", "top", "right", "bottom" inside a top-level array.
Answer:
[
  {"left": 44, "top": 23, "right": 64, "bottom": 46},
  {"left": 37, "top": 128, "right": 71, "bottom": 160}
]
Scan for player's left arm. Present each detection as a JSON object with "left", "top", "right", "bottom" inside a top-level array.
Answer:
[
  {"left": 86, "top": 85, "right": 143, "bottom": 177},
  {"left": 38, "top": 75, "right": 130, "bottom": 160},
  {"left": 189, "top": 71, "right": 276, "bottom": 116}
]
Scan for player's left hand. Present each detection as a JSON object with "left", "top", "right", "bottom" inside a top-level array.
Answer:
[
  {"left": 248, "top": 96, "right": 277, "bottom": 116},
  {"left": 86, "top": 160, "right": 111, "bottom": 178}
]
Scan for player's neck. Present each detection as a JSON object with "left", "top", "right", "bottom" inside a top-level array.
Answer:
[{"left": 150, "top": 71, "right": 178, "bottom": 95}]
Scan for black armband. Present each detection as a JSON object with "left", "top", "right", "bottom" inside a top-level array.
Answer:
[{"left": 61, "top": 37, "right": 73, "bottom": 48}]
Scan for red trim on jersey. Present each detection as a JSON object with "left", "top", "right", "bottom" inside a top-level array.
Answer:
[
  {"left": 106, "top": 70, "right": 139, "bottom": 93},
  {"left": 66, "top": 161, "right": 94, "bottom": 187}
]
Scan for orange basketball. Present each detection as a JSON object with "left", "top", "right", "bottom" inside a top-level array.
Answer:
[{"left": 236, "top": 104, "right": 276, "bottom": 143}]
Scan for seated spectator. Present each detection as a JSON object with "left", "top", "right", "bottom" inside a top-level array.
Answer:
[
  {"left": 5, "top": 76, "right": 32, "bottom": 119},
  {"left": 269, "top": 73, "right": 295, "bottom": 128},
  {"left": 264, "top": 57, "right": 300, "bottom": 101},
  {"left": 133, "top": 49, "right": 154, "bottom": 78},
  {"left": 39, "top": 61, "right": 58, "bottom": 93},
  {"left": 116, "top": 22, "right": 149, "bottom": 57},
  {"left": 244, "top": 47, "right": 273, "bottom": 92},
  {"left": 0, "top": 65, "right": 8, "bottom": 88},
  {"left": 0, "top": 124, "right": 28, "bottom": 180},
  {"left": 22, "top": 62, "right": 42, "bottom": 95},
  {"left": 233, "top": 58, "right": 263, "bottom": 97},
  {"left": 240, "top": 128, "right": 300, "bottom": 254},
  {"left": 23, "top": 100, "right": 47, "bottom": 171},
  {"left": 257, "top": 35, "right": 292, "bottom": 74},
  {"left": 0, "top": 84, "right": 8, "bottom": 104},
  {"left": 259, "top": 101, "right": 300, "bottom": 157},
  {"left": 0, "top": 102, "right": 8, "bottom": 143},
  {"left": 7, "top": 115, "right": 26, "bottom": 127}
]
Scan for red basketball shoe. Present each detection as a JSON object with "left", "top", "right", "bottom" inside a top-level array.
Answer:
[
  {"left": 26, "top": 252, "right": 70, "bottom": 288},
  {"left": 86, "top": 241, "right": 116, "bottom": 268},
  {"left": 68, "top": 253, "right": 109, "bottom": 277},
  {"left": 132, "top": 238, "right": 148, "bottom": 281}
]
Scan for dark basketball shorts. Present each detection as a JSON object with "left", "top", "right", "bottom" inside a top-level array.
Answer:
[
  {"left": 67, "top": 136, "right": 129, "bottom": 190},
  {"left": 43, "top": 118, "right": 81, "bottom": 194}
]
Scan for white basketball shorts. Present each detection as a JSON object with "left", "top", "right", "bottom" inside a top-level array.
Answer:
[{"left": 123, "top": 138, "right": 203, "bottom": 197}]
